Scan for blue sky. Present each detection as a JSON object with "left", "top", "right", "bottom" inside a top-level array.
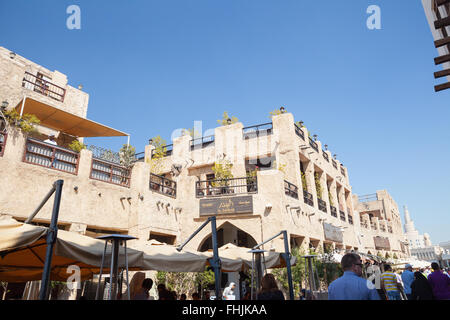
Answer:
[{"left": 1, "top": 1, "right": 449, "bottom": 243}]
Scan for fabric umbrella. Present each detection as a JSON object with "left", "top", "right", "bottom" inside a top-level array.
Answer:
[
  {"left": 0, "top": 217, "right": 144, "bottom": 282},
  {"left": 128, "top": 239, "right": 208, "bottom": 272}
]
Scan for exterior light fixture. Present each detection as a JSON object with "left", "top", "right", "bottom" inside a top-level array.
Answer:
[
  {"left": 73, "top": 186, "right": 79, "bottom": 192},
  {"left": 313, "top": 134, "right": 318, "bottom": 141},
  {"left": 333, "top": 154, "right": 337, "bottom": 160},
  {"left": 9, "top": 52, "right": 16, "bottom": 59},
  {"left": 324, "top": 144, "right": 328, "bottom": 150},
  {"left": 149, "top": 138, "right": 153, "bottom": 145},
  {"left": 227, "top": 118, "right": 232, "bottom": 125},
  {"left": 299, "top": 121, "right": 304, "bottom": 127},
  {"left": 1, "top": 100, "right": 8, "bottom": 111},
  {"left": 78, "top": 84, "right": 83, "bottom": 90},
  {"left": 280, "top": 106, "right": 286, "bottom": 113}
]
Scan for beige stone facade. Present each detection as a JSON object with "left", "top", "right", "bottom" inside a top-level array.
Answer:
[{"left": 0, "top": 47, "right": 409, "bottom": 262}]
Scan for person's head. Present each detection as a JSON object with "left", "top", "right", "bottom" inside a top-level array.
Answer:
[
  {"left": 159, "top": 290, "right": 173, "bottom": 300},
  {"left": 180, "top": 293, "right": 186, "bottom": 300},
  {"left": 171, "top": 291, "right": 177, "bottom": 300},
  {"left": 414, "top": 271, "right": 427, "bottom": 282},
  {"left": 405, "top": 264, "right": 413, "bottom": 271},
  {"left": 192, "top": 292, "right": 200, "bottom": 300},
  {"left": 204, "top": 291, "right": 210, "bottom": 299},
  {"left": 384, "top": 264, "right": 392, "bottom": 272},
  {"left": 229, "top": 282, "right": 236, "bottom": 290},
  {"left": 419, "top": 268, "right": 424, "bottom": 273},
  {"left": 157, "top": 283, "right": 166, "bottom": 293},
  {"left": 341, "top": 253, "right": 363, "bottom": 276},
  {"left": 431, "top": 262, "right": 440, "bottom": 271},
  {"left": 260, "top": 273, "right": 279, "bottom": 292},
  {"left": 142, "top": 278, "right": 153, "bottom": 293},
  {"left": 48, "top": 134, "right": 55, "bottom": 141}
]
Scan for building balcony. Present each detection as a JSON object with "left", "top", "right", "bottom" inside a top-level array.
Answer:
[
  {"left": 330, "top": 205, "right": 337, "bottom": 217},
  {"left": 22, "top": 71, "right": 66, "bottom": 103},
  {"left": 339, "top": 210, "right": 346, "bottom": 222},
  {"left": 294, "top": 123, "right": 305, "bottom": 140},
  {"left": 318, "top": 198, "right": 327, "bottom": 213},
  {"left": 322, "top": 151, "right": 329, "bottom": 162},
  {"left": 309, "top": 137, "right": 319, "bottom": 153},
  {"left": 332, "top": 159, "right": 338, "bottom": 169},
  {"left": 190, "top": 135, "right": 215, "bottom": 150},
  {"left": 23, "top": 137, "right": 80, "bottom": 174},
  {"left": 90, "top": 158, "right": 131, "bottom": 188},
  {"left": 150, "top": 173, "right": 177, "bottom": 198},
  {"left": 348, "top": 215, "right": 353, "bottom": 225},
  {"left": 196, "top": 176, "right": 257, "bottom": 198},
  {"left": 284, "top": 180, "right": 299, "bottom": 199},
  {"left": 303, "top": 190, "right": 314, "bottom": 207},
  {"left": 242, "top": 123, "right": 273, "bottom": 140},
  {"left": 151, "top": 144, "right": 173, "bottom": 158}
]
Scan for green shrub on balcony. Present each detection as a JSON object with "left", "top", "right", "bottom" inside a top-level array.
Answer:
[
  {"left": 119, "top": 144, "right": 136, "bottom": 168},
  {"left": 147, "top": 135, "right": 167, "bottom": 174},
  {"left": 3, "top": 108, "right": 40, "bottom": 134},
  {"left": 68, "top": 139, "right": 86, "bottom": 152},
  {"left": 315, "top": 173, "right": 323, "bottom": 200},
  {"left": 217, "top": 111, "right": 238, "bottom": 126},
  {"left": 211, "top": 160, "right": 233, "bottom": 187},
  {"left": 300, "top": 171, "right": 308, "bottom": 192}
]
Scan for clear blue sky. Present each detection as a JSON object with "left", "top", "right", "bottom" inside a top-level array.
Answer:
[{"left": 1, "top": 1, "right": 449, "bottom": 243}]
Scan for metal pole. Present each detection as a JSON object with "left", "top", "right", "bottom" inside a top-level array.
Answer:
[
  {"left": 210, "top": 216, "right": 222, "bottom": 300},
  {"left": 25, "top": 186, "right": 56, "bottom": 224},
  {"left": 125, "top": 241, "right": 130, "bottom": 300},
  {"left": 252, "top": 231, "right": 283, "bottom": 250},
  {"left": 282, "top": 230, "right": 294, "bottom": 300},
  {"left": 95, "top": 241, "right": 108, "bottom": 300},
  {"left": 39, "top": 180, "right": 63, "bottom": 300},
  {"left": 110, "top": 239, "right": 120, "bottom": 300},
  {"left": 251, "top": 254, "right": 255, "bottom": 300}
]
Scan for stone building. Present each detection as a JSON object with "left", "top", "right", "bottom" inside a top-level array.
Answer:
[
  {"left": 0, "top": 47, "right": 410, "bottom": 296},
  {"left": 354, "top": 191, "right": 409, "bottom": 259}
]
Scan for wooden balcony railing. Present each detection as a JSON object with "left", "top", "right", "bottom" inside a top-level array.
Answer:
[
  {"left": 23, "top": 138, "right": 79, "bottom": 174},
  {"left": 284, "top": 180, "right": 299, "bottom": 199},
  {"left": 243, "top": 123, "right": 273, "bottom": 139},
  {"left": 339, "top": 210, "right": 346, "bottom": 222},
  {"left": 0, "top": 131, "right": 7, "bottom": 157},
  {"left": 303, "top": 190, "right": 314, "bottom": 207},
  {"left": 90, "top": 158, "right": 131, "bottom": 187},
  {"left": 196, "top": 176, "right": 257, "bottom": 198},
  {"left": 22, "top": 72, "right": 66, "bottom": 102},
  {"left": 309, "top": 137, "right": 319, "bottom": 152},
  {"left": 191, "top": 135, "right": 215, "bottom": 150},
  {"left": 151, "top": 144, "right": 173, "bottom": 158},
  {"left": 318, "top": 199, "right": 327, "bottom": 213},
  {"left": 150, "top": 173, "right": 176, "bottom": 198},
  {"left": 294, "top": 123, "right": 305, "bottom": 140},
  {"left": 330, "top": 206, "right": 337, "bottom": 217}
]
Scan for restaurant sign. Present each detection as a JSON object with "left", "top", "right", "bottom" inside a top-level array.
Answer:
[
  {"left": 323, "top": 223, "right": 343, "bottom": 243},
  {"left": 374, "top": 236, "right": 391, "bottom": 250},
  {"left": 199, "top": 196, "right": 253, "bottom": 216}
]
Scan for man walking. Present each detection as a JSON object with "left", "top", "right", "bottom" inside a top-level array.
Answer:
[
  {"left": 381, "top": 264, "right": 402, "bottom": 300},
  {"left": 328, "top": 253, "right": 380, "bottom": 300},
  {"left": 401, "top": 264, "right": 415, "bottom": 300},
  {"left": 427, "top": 262, "right": 450, "bottom": 300}
]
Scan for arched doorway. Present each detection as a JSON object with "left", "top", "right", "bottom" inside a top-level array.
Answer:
[
  {"left": 197, "top": 222, "right": 257, "bottom": 252},
  {"left": 197, "top": 222, "right": 258, "bottom": 299}
]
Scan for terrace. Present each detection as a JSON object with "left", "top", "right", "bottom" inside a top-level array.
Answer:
[{"left": 196, "top": 176, "right": 257, "bottom": 198}]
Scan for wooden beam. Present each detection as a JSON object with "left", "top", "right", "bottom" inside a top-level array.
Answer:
[
  {"left": 434, "top": 16, "right": 450, "bottom": 29},
  {"left": 436, "top": 0, "right": 450, "bottom": 7},
  {"left": 434, "top": 53, "right": 450, "bottom": 64},
  {"left": 434, "top": 82, "right": 450, "bottom": 92},
  {"left": 434, "top": 36, "right": 450, "bottom": 48},
  {"left": 434, "top": 68, "right": 450, "bottom": 78}
]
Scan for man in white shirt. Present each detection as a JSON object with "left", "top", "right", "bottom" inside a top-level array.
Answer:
[{"left": 44, "top": 134, "right": 57, "bottom": 145}]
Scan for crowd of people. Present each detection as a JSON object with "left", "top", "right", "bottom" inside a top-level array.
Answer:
[
  {"left": 131, "top": 273, "right": 285, "bottom": 300},
  {"left": 328, "top": 253, "right": 450, "bottom": 300}
]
